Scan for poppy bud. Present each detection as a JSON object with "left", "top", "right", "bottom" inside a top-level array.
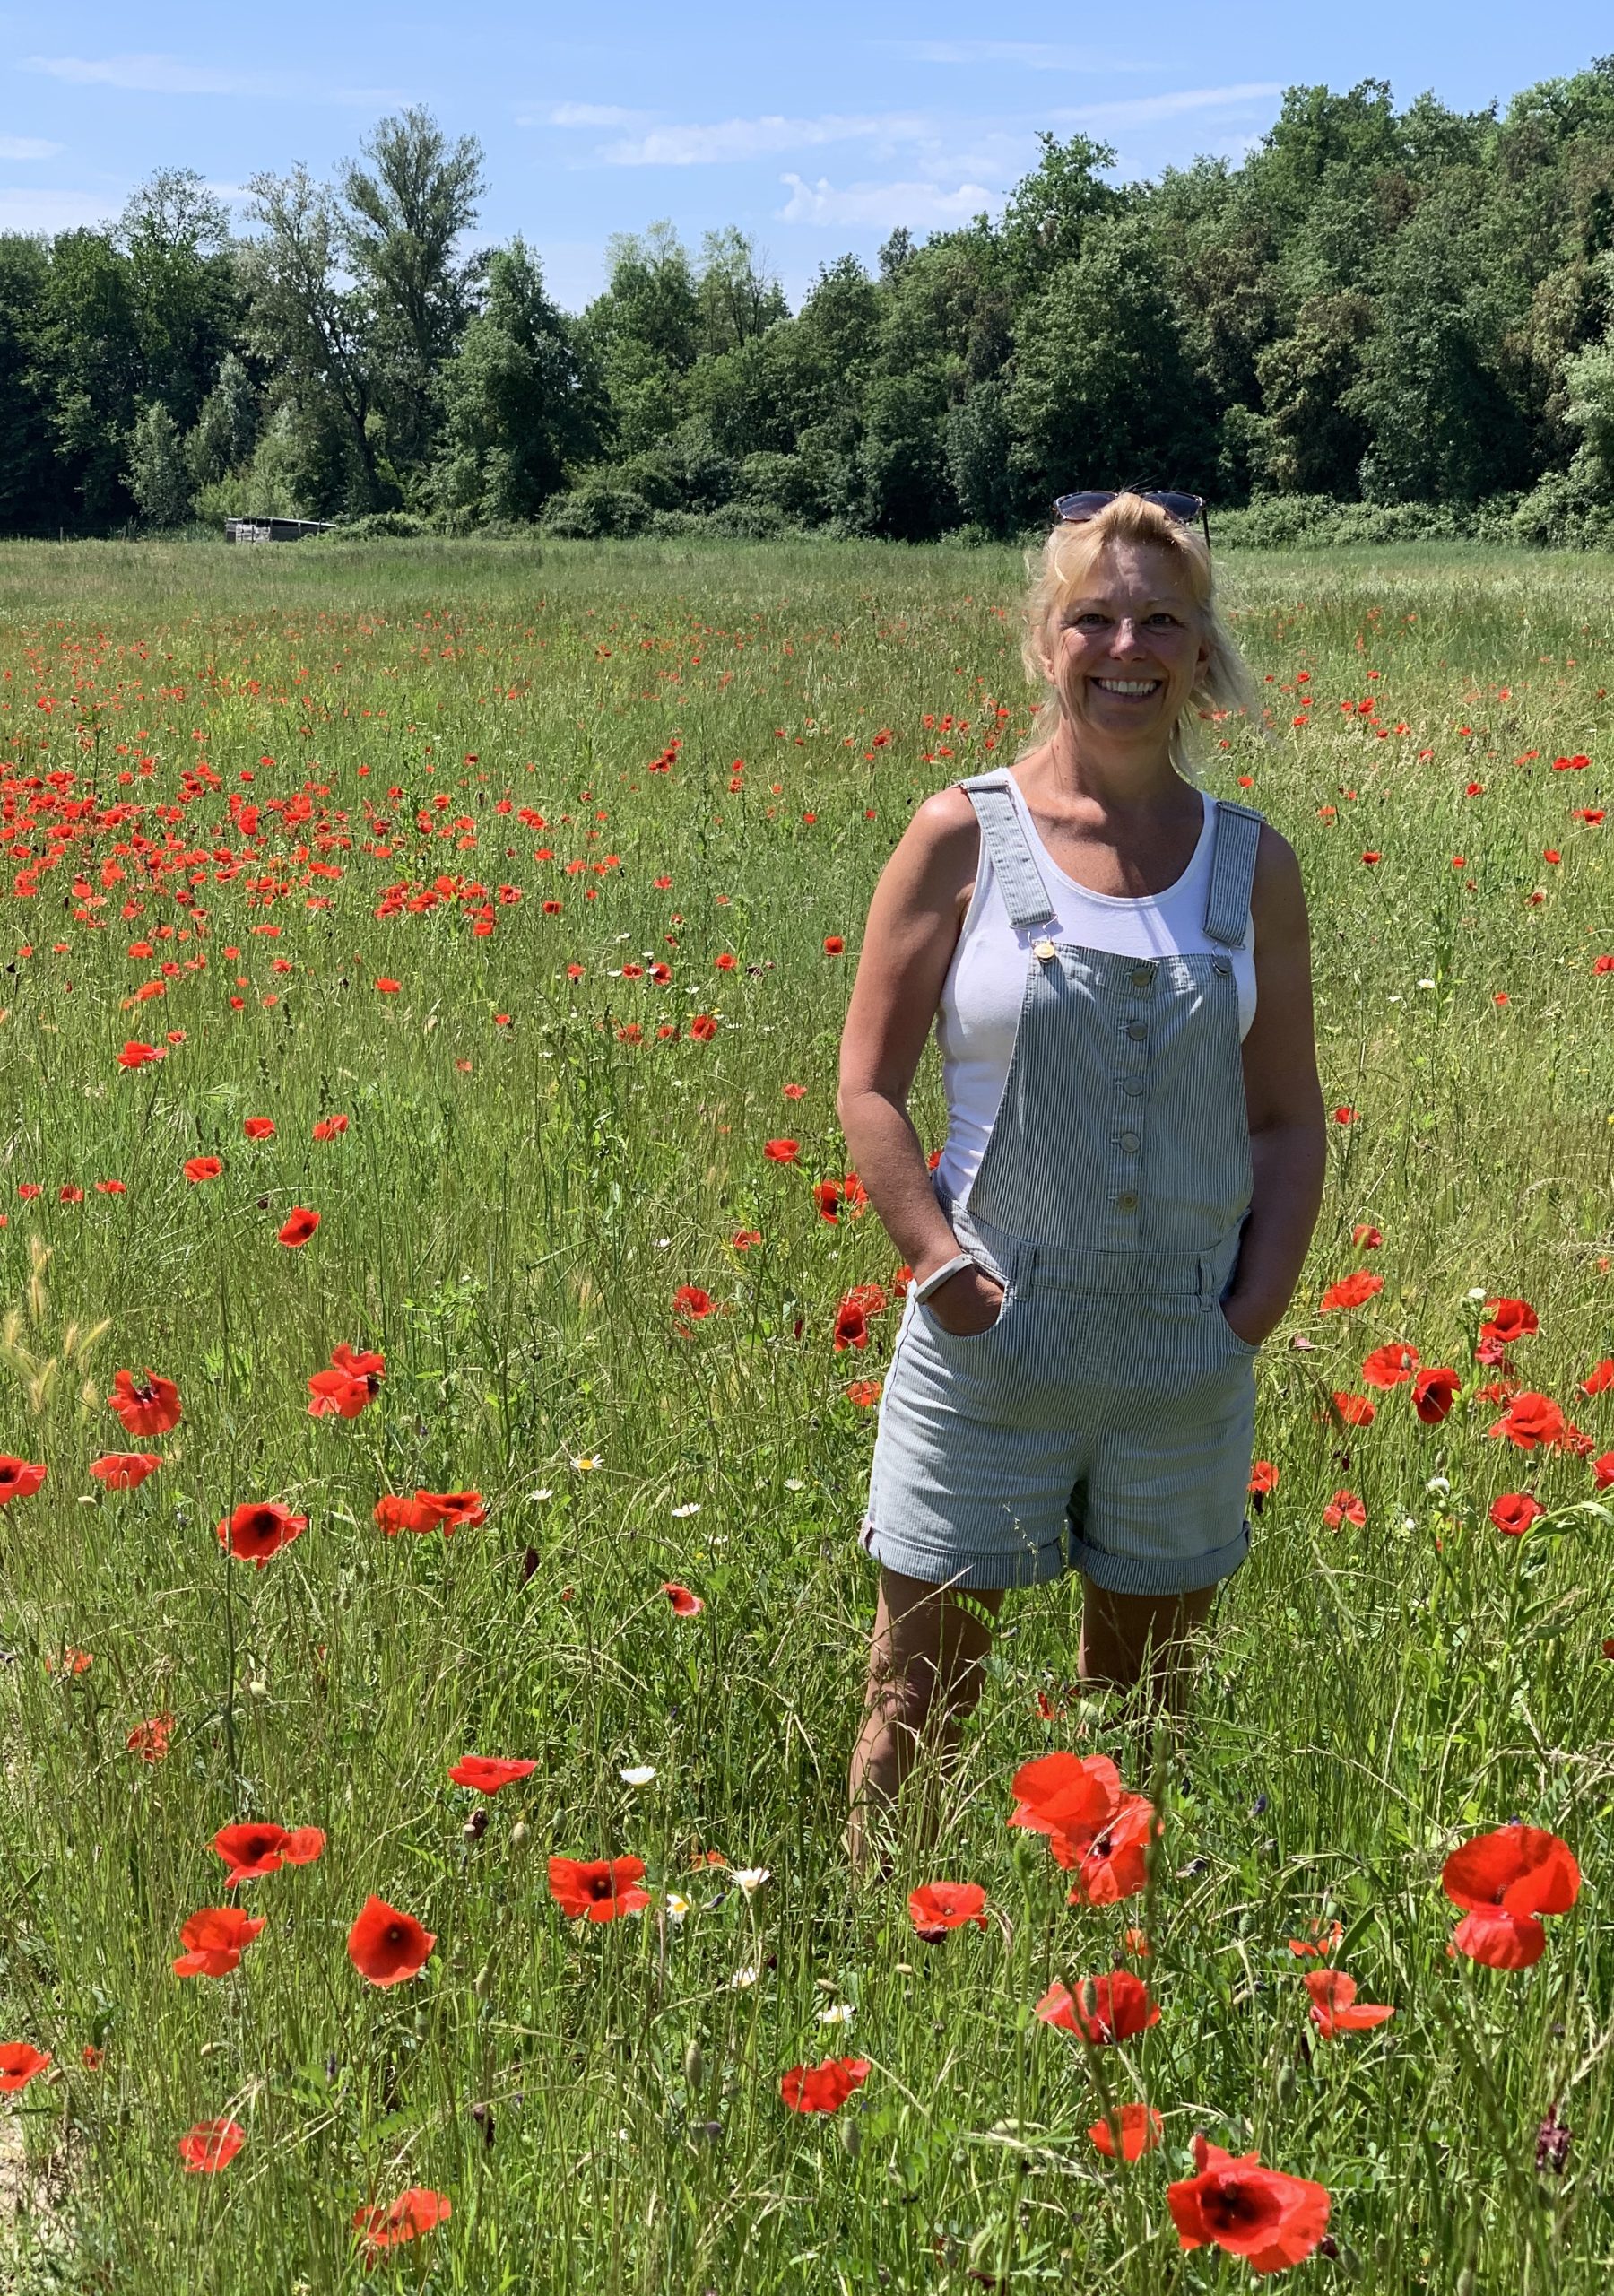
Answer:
[
  {"left": 1276, "top": 2065, "right": 1298, "bottom": 2109},
  {"left": 464, "top": 1808, "right": 488, "bottom": 1841},
  {"left": 1456, "top": 2273, "right": 1476, "bottom": 2296},
  {"left": 509, "top": 1821, "right": 529, "bottom": 1851},
  {"left": 838, "top": 2115, "right": 861, "bottom": 2158},
  {"left": 683, "top": 2037, "right": 704, "bottom": 2090},
  {"left": 474, "top": 1962, "right": 492, "bottom": 2000}
]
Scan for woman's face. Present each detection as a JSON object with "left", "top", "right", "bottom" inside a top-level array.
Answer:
[{"left": 1044, "top": 540, "right": 1210, "bottom": 747}]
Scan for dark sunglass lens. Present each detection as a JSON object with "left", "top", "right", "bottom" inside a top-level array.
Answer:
[
  {"left": 1146, "top": 491, "right": 1203, "bottom": 525},
  {"left": 1054, "top": 491, "right": 1115, "bottom": 522}
]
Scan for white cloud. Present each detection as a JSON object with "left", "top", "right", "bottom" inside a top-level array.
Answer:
[
  {"left": 601, "top": 112, "right": 932, "bottom": 167},
  {"left": 540, "top": 101, "right": 647, "bottom": 128},
  {"left": 777, "top": 173, "right": 1002, "bottom": 230},
  {"left": 0, "top": 187, "right": 115, "bottom": 232},
  {"left": 0, "top": 136, "right": 63, "bottom": 160},
  {"left": 1060, "top": 83, "right": 1283, "bottom": 128},
  {"left": 21, "top": 54, "right": 403, "bottom": 104}
]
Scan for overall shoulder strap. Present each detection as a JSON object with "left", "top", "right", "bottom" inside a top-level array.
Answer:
[
  {"left": 956, "top": 771, "right": 1056, "bottom": 933},
  {"left": 1203, "top": 797, "right": 1263, "bottom": 948}
]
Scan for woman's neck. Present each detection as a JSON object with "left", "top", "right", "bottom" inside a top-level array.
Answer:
[{"left": 1027, "top": 719, "right": 1188, "bottom": 817}]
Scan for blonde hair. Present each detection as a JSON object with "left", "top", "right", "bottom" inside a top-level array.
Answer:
[{"left": 1020, "top": 493, "right": 1257, "bottom": 778}]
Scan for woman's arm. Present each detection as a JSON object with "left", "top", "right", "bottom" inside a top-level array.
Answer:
[
  {"left": 1222, "top": 825, "right": 1327, "bottom": 1345},
  {"left": 837, "top": 789, "right": 1007, "bottom": 1331}
]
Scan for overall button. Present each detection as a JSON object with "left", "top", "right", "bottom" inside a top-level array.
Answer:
[
  {"left": 1115, "top": 1191, "right": 1139, "bottom": 1213},
  {"left": 1130, "top": 964, "right": 1154, "bottom": 989},
  {"left": 1125, "top": 1020, "right": 1148, "bottom": 1041},
  {"left": 1121, "top": 1078, "right": 1144, "bottom": 1097},
  {"left": 1211, "top": 959, "right": 1231, "bottom": 978},
  {"left": 1117, "top": 1130, "right": 1141, "bottom": 1152}
]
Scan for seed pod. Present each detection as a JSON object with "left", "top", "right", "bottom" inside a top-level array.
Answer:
[
  {"left": 1455, "top": 2271, "right": 1476, "bottom": 2296},
  {"left": 464, "top": 1807, "right": 489, "bottom": 1841},
  {"left": 683, "top": 2037, "right": 704, "bottom": 2091},
  {"left": 838, "top": 2114, "right": 861, "bottom": 2158},
  {"left": 1275, "top": 2065, "right": 1298, "bottom": 2109},
  {"left": 509, "top": 1820, "right": 529, "bottom": 1850},
  {"left": 474, "top": 1962, "right": 492, "bottom": 2001}
]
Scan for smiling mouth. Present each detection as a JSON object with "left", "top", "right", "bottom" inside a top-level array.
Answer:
[{"left": 1092, "top": 677, "right": 1162, "bottom": 697}]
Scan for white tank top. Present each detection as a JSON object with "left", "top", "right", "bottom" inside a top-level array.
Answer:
[{"left": 933, "top": 780, "right": 1257, "bottom": 1205}]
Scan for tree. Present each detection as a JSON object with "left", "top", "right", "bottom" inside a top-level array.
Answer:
[
  {"left": 697, "top": 228, "right": 787, "bottom": 355},
  {"left": 430, "top": 239, "right": 602, "bottom": 522},
  {"left": 118, "top": 169, "right": 240, "bottom": 430},
  {"left": 39, "top": 229, "right": 143, "bottom": 527},
  {"left": 0, "top": 235, "right": 62, "bottom": 532},
  {"left": 187, "top": 353, "right": 260, "bottom": 488},
  {"left": 946, "top": 380, "right": 1014, "bottom": 533},
  {"left": 1000, "top": 132, "right": 1123, "bottom": 292},
  {"left": 125, "top": 401, "right": 191, "bottom": 526}
]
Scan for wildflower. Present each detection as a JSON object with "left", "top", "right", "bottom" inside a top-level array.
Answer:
[
  {"left": 90, "top": 1452, "right": 161, "bottom": 1490},
  {"left": 217, "top": 1501, "right": 307, "bottom": 1567},
  {"left": 307, "top": 1344, "right": 385, "bottom": 1419},
  {"left": 347, "top": 1896, "right": 437, "bottom": 1985},
  {"left": 1480, "top": 1296, "right": 1538, "bottom": 1349},
  {"left": 1036, "top": 1973, "right": 1158, "bottom": 2045},
  {"left": 907, "top": 1881, "right": 988, "bottom": 1941},
  {"left": 448, "top": 1756, "right": 536, "bottom": 1794},
  {"left": 278, "top": 1206, "right": 320, "bottom": 1246},
  {"left": 0, "top": 1457, "right": 47, "bottom": 1504},
  {"left": 1009, "top": 1749, "right": 1123, "bottom": 1845},
  {"left": 117, "top": 1040, "right": 163, "bottom": 1068},
  {"left": 1323, "top": 1491, "right": 1366, "bottom": 1529},
  {"left": 177, "top": 2118, "right": 245, "bottom": 2173},
  {"left": 1088, "top": 2104, "right": 1164, "bottom": 2161},
  {"left": 1305, "top": 1969, "right": 1393, "bottom": 2037},
  {"left": 1167, "top": 2135, "right": 1330, "bottom": 2272},
  {"left": 1488, "top": 1391, "right": 1566, "bottom": 1451},
  {"left": 1288, "top": 1918, "right": 1343, "bottom": 1960},
  {"left": 312, "top": 1114, "right": 349, "bottom": 1140},
  {"left": 1443, "top": 1825, "right": 1580, "bottom": 1969},
  {"left": 1412, "top": 1367, "right": 1461, "bottom": 1423},
  {"left": 1581, "top": 1358, "right": 1614, "bottom": 1396},
  {"left": 353, "top": 2189, "right": 451, "bottom": 2257},
  {"left": 172, "top": 1906, "right": 265, "bottom": 1978},
  {"left": 374, "top": 978, "right": 401, "bottom": 994},
  {"left": 126, "top": 1711, "right": 175, "bottom": 1761},
  {"left": 108, "top": 1369, "right": 181, "bottom": 1436},
  {"left": 845, "top": 1377, "right": 882, "bottom": 1405},
  {"left": 1361, "top": 1343, "right": 1418, "bottom": 1388},
  {"left": 779, "top": 2057, "right": 869, "bottom": 2113},
  {"left": 1319, "top": 1271, "right": 1382, "bottom": 1312},
  {"left": 731, "top": 1866, "right": 771, "bottom": 1899},
  {"left": 1060, "top": 1795, "right": 1159, "bottom": 1907},
  {"left": 1351, "top": 1224, "right": 1383, "bottom": 1249},
  {"left": 817, "top": 2001, "right": 856, "bottom": 2025},
  {"left": 0, "top": 2044, "right": 50, "bottom": 2092},
  {"left": 1248, "top": 1460, "right": 1280, "bottom": 1497},
  {"left": 1489, "top": 1492, "right": 1545, "bottom": 1536},
  {"left": 672, "top": 1285, "right": 715, "bottom": 1329},
  {"left": 243, "top": 1117, "right": 276, "bottom": 1140},
  {"left": 762, "top": 1138, "right": 800, "bottom": 1163},
  {"left": 183, "top": 1156, "right": 223, "bottom": 1183},
  {"left": 547, "top": 1856, "right": 650, "bottom": 1923},
  {"left": 213, "top": 1822, "right": 325, "bottom": 1882},
  {"left": 822, "top": 935, "right": 845, "bottom": 954},
  {"left": 661, "top": 1581, "right": 704, "bottom": 1615},
  {"left": 1331, "top": 1392, "right": 1375, "bottom": 1426},
  {"left": 620, "top": 1765, "right": 656, "bottom": 1787},
  {"left": 374, "top": 1489, "right": 485, "bottom": 1535}
]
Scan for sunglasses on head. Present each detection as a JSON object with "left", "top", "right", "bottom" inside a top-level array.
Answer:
[{"left": 1054, "top": 489, "right": 1210, "bottom": 548}]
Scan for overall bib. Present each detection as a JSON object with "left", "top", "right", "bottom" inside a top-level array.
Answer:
[{"left": 861, "top": 770, "right": 1264, "bottom": 1596}]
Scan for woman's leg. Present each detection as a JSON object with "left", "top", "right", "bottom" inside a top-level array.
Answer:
[
  {"left": 1079, "top": 1579, "right": 1217, "bottom": 1708},
  {"left": 848, "top": 1567, "right": 1004, "bottom": 1871}
]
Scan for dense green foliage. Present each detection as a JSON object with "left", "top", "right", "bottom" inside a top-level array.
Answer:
[
  {"left": 10, "top": 64, "right": 1614, "bottom": 539},
  {"left": 2, "top": 535, "right": 1614, "bottom": 2291}
]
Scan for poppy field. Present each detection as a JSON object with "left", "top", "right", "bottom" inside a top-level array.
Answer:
[{"left": 3, "top": 532, "right": 1614, "bottom": 2292}]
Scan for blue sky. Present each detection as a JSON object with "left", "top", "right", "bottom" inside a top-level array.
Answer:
[{"left": 2, "top": 3, "right": 1610, "bottom": 310}]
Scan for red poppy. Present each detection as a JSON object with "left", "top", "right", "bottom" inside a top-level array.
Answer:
[
  {"left": 1582, "top": 1360, "right": 1614, "bottom": 1395},
  {"left": 1088, "top": 2103, "right": 1163, "bottom": 2161},
  {"left": 1322, "top": 1490, "right": 1366, "bottom": 1529},
  {"left": 1413, "top": 1366, "right": 1461, "bottom": 1423},
  {"left": 1594, "top": 1454, "right": 1614, "bottom": 1491},
  {"left": 547, "top": 1855, "right": 650, "bottom": 1922},
  {"left": 0, "top": 2044, "right": 51, "bottom": 2092},
  {"left": 347, "top": 1895, "right": 437, "bottom": 1985},
  {"left": 907, "top": 1881, "right": 988, "bottom": 1941},
  {"left": 779, "top": 2057, "right": 870, "bottom": 2113},
  {"left": 108, "top": 1368, "right": 181, "bottom": 1436},
  {"left": 1489, "top": 1492, "right": 1544, "bottom": 1536},
  {"left": 1248, "top": 1460, "right": 1280, "bottom": 1495},
  {"left": 448, "top": 1756, "right": 536, "bottom": 1794},
  {"left": 672, "top": 1285, "right": 715, "bottom": 1329},
  {"left": 177, "top": 2118, "right": 245, "bottom": 2173},
  {"left": 1060, "top": 1795, "right": 1158, "bottom": 1908},
  {"left": 1035, "top": 1972, "right": 1158, "bottom": 2044},
  {"left": 213, "top": 1822, "right": 325, "bottom": 1882},
  {"left": 278, "top": 1206, "right": 319, "bottom": 1247},
  {"left": 172, "top": 1906, "right": 266, "bottom": 1978},
  {"left": 1481, "top": 1297, "right": 1538, "bottom": 1346},
  {"left": 762, "top": 1138, "right": 800, "bottom": 1164},
  {"left": 90, "top": 1451, "right": 161, "bottom": 1490},
  {"left": 312, "top": 1114, "right": 349, "bottom": 1140},
  {"left": 1361, "top": 1343, "right": 1418, "bottom": 1388},
  {"left": 375, "top": 978, "right": 401, "bottom": 994},
  {"left": 1451, "top": 1909, "right": 1550, "bottom": 1969},
  {"left": 1443, "top": 1825, "right": 1580, "bottom": 1917},
  {"left": 1351, "top": 1223, "right": 1383, "bottom": 1249},
  {"left": 1288, "top": 1918, "right": 1343, "bottom": 1960},
  {"left": 1008, "top": 1750, "right": 1123, "bottom": 1843},
  {"left": 44, "top": 1648, "right": 92, "bottom": 1677},
  {"left": 812, "top": 1178, "right": 844, "bottom": 1222},
  {"left": 126, "top": 1710, "right": 174, "bottom": 1761},
  {"left": 307, "top": 1344, "right": 385, "bottom": 1418},
  {"left": 1167, "top": 2135, "right": 1330, "bottom": 2272},
  {"left": 822, "top": 935, "right": 846, "bottom": 954},
  {"left": 183, "top": 1156, "right": 222, "bottom": 1184},
  {"left": 1305, "top": 1969, "right": 1394, "bottom": 2037},
  {"left": 1488, "top": 1391, "right": 1566, "bottom": 1451},
  {"left": 373, "top": 1488, "right": 486, "bottom": 1535},
  {"left": 117, "top": 1040, "right": 163, "bottom": 1068},
  {"left": 243, "top": 1117, "right": 276, "bottom": 1140},
  {"left": 1331, "top": 1392, "right": 1375, "bottom": 1426},
  {"left": 353, "top": 2187, "right": 451, "bottom": 2254},
  {"left": 0, "top": 1457, "right": 47, "bottom": 1504},
  {"left": 690, "top": 1013, "right": 717, "bottom": 1040},
  {"left": 1319, "top": 1271, "right": 1382, "bottom": 1312},
  {"left": 845, "top": 1377, "right": 882, "bottom": 1405},
  {"left": 217, "top": 1500, "right": 307, "bottom": 1567},
  {"left": 661, "top": 1581, "right": 704, "bottom": 1615}
]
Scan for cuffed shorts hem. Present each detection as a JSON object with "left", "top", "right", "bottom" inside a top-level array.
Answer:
[
  {"left": 1068, "top": 1518, "right": 1250, "bottom": 1598},
  {"left": 859, "top": 1518, "right": 1068, "bottom": 1593}
]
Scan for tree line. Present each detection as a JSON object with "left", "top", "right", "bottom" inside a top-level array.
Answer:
[{"left": 6, "top": 65, "right": 1614, "bottom": 544}]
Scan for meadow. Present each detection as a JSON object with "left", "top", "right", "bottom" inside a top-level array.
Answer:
[{"left": 0, "top": 531, "right": 1612, "bottom": 2292}]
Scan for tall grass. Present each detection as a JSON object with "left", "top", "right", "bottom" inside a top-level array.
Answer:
[{"left": 0, "top": 535, "right": 1611, "bottom": 2292}]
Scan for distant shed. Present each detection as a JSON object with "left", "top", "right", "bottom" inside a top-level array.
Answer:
[{"left": 224, "top": 517, "right": 336, "bottom": 544}]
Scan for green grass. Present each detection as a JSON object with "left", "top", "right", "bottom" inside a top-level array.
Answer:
[{"left": 1, "top": 534, "right": 1614, "bottom": 2292}]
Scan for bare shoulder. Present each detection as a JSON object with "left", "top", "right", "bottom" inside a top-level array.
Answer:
[
  {"left": 878, "top": 782, "right": 981, "bottom": 907},
  {"left": 1249, "top": 819, "right": 1307, "bottom": 941}
]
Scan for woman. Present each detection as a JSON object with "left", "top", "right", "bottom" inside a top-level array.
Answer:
[{"left": 837, "top": 491, "right": 1325, "bottom": 1859}]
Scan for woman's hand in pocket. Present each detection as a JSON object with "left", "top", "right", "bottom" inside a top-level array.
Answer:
[{"left": 924, "top": 1264, "right": 1007, "bottom": 1337}]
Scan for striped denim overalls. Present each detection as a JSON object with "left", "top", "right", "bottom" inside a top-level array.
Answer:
[{"left": 861, "top": 770, "right": 1265, "bottom": 1596}]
